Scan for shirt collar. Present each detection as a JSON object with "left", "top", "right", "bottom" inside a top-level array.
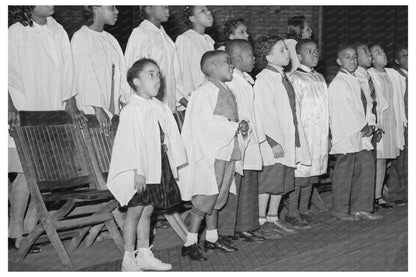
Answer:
[
  {"left": 299, "top": 64, "right": 313, "bottom": 73},
  {"left": 267, "top": 63, "right": 284, "bottom": 74},
  {"left": 399, "top": 68, "right": 408, "bottom": 76},
  {"left": 142, "top": 19, "right": 164, "bottom": 33}
]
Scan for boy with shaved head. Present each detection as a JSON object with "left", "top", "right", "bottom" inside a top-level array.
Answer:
[
  {"left": 329, "top": 44, "right": 381, "bottom": 221},
  {"left": 285, "top": 39, "right": 329, "bottom": 227},
  {"left": 217, "top": 39, "right": 267, "bottom": 242},
  {"left": 179, "top": 50, "right": 249, "bottom": 261}
]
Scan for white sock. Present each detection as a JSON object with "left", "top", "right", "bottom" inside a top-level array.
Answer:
[
  {"left": 184, "top": 232, "right": 198, "bottom": 247},
  {"left": 205, "top": 229, "right": 218, "bottom": 243},
  {"left": 259, "top": 217, "right": 267, "bottom": 225},
  {"left": 266, "top": 214, "right": 279, "bottom": 222}
]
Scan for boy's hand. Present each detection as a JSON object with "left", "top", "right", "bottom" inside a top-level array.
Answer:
[
  {"left": 65, "top": 96, "right": 87, "bottom": 129},
  {"left": 238, "top": 120, "right": 249, "bottom": 137},
  {"left": 360, "top": 124, "right": 372, "bottom": 137},
  {"left": 94, "top": 107, "right": 111, "bottom": 136},
  {"left": 8, "top": 108, "right": 20, "bottom": 130},
  {"left": 179, "top": 97, "right": 188, "bottom": 107},
  {"left": 134, "top": 174, "right": 146, "bottom": 194},
  {"left": 374, "top": 128, "right": 384, "bottom": 143},
  {"left": 272, "top": 143, "right": 285, "bottom": 159}
]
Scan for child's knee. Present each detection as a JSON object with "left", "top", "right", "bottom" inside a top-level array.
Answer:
[{"left": 142, "top": 205, "right": 154, "bottom": 218}]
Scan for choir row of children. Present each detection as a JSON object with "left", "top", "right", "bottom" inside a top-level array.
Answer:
[{"left": 8, "top": 5, "right": 407, "bottom": 271}]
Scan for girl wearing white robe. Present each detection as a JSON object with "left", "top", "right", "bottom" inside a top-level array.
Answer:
[
  {"left": 175, "top": 6, "right": 215, "bottom": 109},
  {"left": 125, "top": 8, "right": 183, "bottom": 112},
  {"left": 72, "top": 25, "right": 130, "bottom": 118}
]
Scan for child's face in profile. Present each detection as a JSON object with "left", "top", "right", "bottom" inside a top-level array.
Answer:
[
  {"left": 337, "top": 47, "right": 358, "bottom": 73},
  {"left": 267, "top": 40, "right": 290, "bottom": 67},
  {"left": 191, "top": 6, "right": 213, "bottom": 28},
  {"left": 216, "top": 53, "right": 234, "bottom": 82},
  {"left": 371, "top": 45, "right": 387, "bottom": 68},
  {"left": 134, "top": 63, "right": 161, "bottom": 99},
  {"left": 149, "top": 6, "right": 170, "bottom": 23},
  {"left": 97, "top": 6, "right": 119, "bottom": 26},
  {"left": 301, "top": 21, "right": 312, "bottom": 39},
  {"left": 298, "top": 42, "right": 319, "bottom": 69},
  {"left": 357, "top": 45, "right": 372, "bottom": 68},
  {"left": 229, "top": 24, "right": 249, "bottom": 41},
  {"left": 396, "top": 49, "right": 408, "bottom": 70},
  {"left": 239, "top": 47, "right": 255, "bottom": 73}
]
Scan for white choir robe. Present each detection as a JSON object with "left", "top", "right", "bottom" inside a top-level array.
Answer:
[
  {"left": 355, "top": 66, "right": 377, "bottom": 127},
  {"left": 106, "top": 95, "right": 187, "bottom": 206},
  {"left": 328, "top": 70, "right": 374, "bottom": 155},
  {"left": 254, "top": 64, "right": 310, "bottom": 169},
  {"left": 178, "top": 81, "right": 240, "bottom": 201},
  {"left": 124, "top": 20, "right": 183, "bottom": 112},
  {"left": 71, "top": 26, "right": 130, "bottom": 117},
  {"left": 285, "top": 38, "right": 301, "bottom": 74},
  {"left": 175, "top": 29, "right": 215, "bottom": 108},
  {"left": 8, "top": 17, "right": 74, "bottom": 111},
  {"left": 291, "top": 65, "right": 329, "bottom": 177},
  {"left": 226, "top": 69, "right": 265, "bottom": 174},
  {"left": 8, "top": 17, "right": 75, "bottom": 153},
  {"left": 368, "top": 68, "right": 407, "bottom": 152}
]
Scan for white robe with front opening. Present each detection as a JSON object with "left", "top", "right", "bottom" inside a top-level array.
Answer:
[
  {"left": 106, "top": 95, "right": 187, "bottom": 206},
  {"left": 178, "top": 81, "right": 240, "bottom": 201},
  {"left": 71, "top": 26, "right": 130, "bottom": 116},
  {"left": 254, "top": 65, "right": 310, "bottom": 168},
  {"left": 175, "top": 29, "right": 215, "bottom": 107},
  {"left": 226, "top": 69, "right": 265, "bottom": 173},
  {"left": 328, "top": 71, "right": 374, "bottom": 155},
  {"left": 291, "top": 66, "right": 329, "bottom": 177},
  {"left": 124, "top": 20, "right": 183, "bottom": 112}
]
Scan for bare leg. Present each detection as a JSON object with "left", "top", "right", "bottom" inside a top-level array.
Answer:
[
  {"left": 268, "top": 194, "right": 282, "bottom": 218},
  {"left": 375, "top": 159, "right": 387, "bottom": 201},
  {"left": 205, "top": 210, "right": 218, "bottom": 231},
  {"left": 258, "top": 193, "right": 270, "bottom": 218},
  {"left": 136, "top": 205, "right": 154, "bottom": 248},
  {"left": 9, "top": 173, "right": 29, "bottom": 247},
  {"left": 123, "top": 205, "right": 145, "bottom": 251}
]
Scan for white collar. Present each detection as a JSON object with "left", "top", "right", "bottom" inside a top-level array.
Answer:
[{"left": 299, "top": 64, "right": 313, "bottom": 73}]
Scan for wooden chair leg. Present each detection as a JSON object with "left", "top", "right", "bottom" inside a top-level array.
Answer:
[
  {"left": 105, "top": 219, "right": 124, "bottom": 253},
  {"left": 84, "top": 223, "right": 105, "bottom": 248},
  {"left": 164, "top": 212, "right": 188, "bottom": 242},
  {"left": 69, "top": 226, "right": 91, "bottom": 250},
  {"left": 112, "top": 209, "right": 126, "bottom": 230},
  {"left": 42, "top": 218, "right": 75, "bottom": 270},
  {"left": 311, "top": 187, "right": 329, "bottom": 211},
  {"left": 16, "top": 223, "right": 45, "bottom": 261}
]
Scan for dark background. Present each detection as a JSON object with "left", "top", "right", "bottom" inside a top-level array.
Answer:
[{"left": 16, "top": 5, "right": 408, "bottom": 80}]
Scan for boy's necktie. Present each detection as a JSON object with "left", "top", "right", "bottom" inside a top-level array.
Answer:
[{"left": 367, "top": 72, "right": 377, "bottom": 122}]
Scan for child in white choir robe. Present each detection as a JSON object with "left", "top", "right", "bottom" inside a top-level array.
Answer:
[
  {"left": 124, "top": 6, "right": 183, "bottom": 112},
  {"left": 284, "top": 15, "right": 313, "bottom": 74},
  {"left": 178, "top": 50, "right": 249, "bottom": 261},
  {"left": 387, "top": 45, "right": 408, "bottom": 205},
  {"left": 8, "top": 5, "right": 86, "bottom": 251},
  {"left": 253, "top": 35, "right": 310, "bottom": 236},
  {"left": 107, "top": 59, "right": 187, "bottom": 271},
  {"left": 175, "top": 6, "right": 215, "bottom": 110},
  {"left": 367, "top": 44, "right": 407, "bottom": 209},
  {"left": 217, "top": 18, "right": 249, "bottom": 51},
  {"left": 72, "top": 6, "right": 130, "bottom": 136},
  {"left": 286, "top": 39, "right": 329, "bottom": 227},
  {"left": 329, "top": 44, "right": 381, "bottom": 221},
  {"left": 217, "top": 40, "right": 266, "bottom": 242}
]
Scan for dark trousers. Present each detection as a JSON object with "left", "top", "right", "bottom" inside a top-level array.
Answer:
[
  {"left": 287, "top": 177, "right": 315, "bottom": 217},
  {"left": 218, "top": 170, "right": 260, "bottom": 236},
  {"left": 332, "top": 150, "right": 375, "bottom": 214}
]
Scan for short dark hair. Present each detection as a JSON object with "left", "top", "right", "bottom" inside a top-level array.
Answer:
[
  {"left": 225, "top": 39, "right": 252, "bottom": 57},
  {"left": 287, "top": 15, "right": 306, "bottom": 41},
  {"left": 8, "top": 6, "right": 36, "bottom": 27},
  {"left": 395, "top": 44, "right": 408, "bottom": 60},
  {"left": 183, "top": 6, "right": 195, "bottom": 27},
  {"left": 223, "top": 18, "right": 245, "bottom": 42},
  {"left": 337, "top": 43, "right": 355, "bottom": 58},
  {"left": 127, "top": 58, "right": 159, "bottom": 92},
  {"left": 254, "top": 35, "right": 283, "bottom": 71},
  {"left": 83, "top": 6, "right": 96, "bottom": 26},
  {"left": 295, "top": 38, "right": 317, "bottom": 54},
  {"left": 200, "top": 50, "right": 226, "bottom": 75}
]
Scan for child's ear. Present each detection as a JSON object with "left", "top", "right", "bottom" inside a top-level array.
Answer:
[
  {"left": 297, "top": 53, "right": 303, "bottom": 63},
  {"left": 394, "top": 58, "right": 400, "bottom": 65},
  {"left": 133, "top": 77, "right": 141, "bottom": 88},
  {"left": 265, "top": 54, "right": 272, "bottom": 64},
  {"left": 336, "top": 58, "right": 342, "bottom": 66},
  {"left": 189, "top": 15, "right": 196, "bottom": 24}
]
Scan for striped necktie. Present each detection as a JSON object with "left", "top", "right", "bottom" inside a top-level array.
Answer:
[{"left": 367, "top": 72, "right": 377, "bottom": 122}]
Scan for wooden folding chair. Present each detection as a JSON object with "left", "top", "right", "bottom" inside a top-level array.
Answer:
[
  {"left": 81, "top": 115, "right": 189, "bottom": 242},
  {"left": 10, "top": 111, "right": 124, "bottom": 270}
]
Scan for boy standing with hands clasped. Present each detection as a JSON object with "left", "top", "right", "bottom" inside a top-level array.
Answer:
[
  {"left": 179, "top": 50, "right": 249, "bottom": 261},
  {"left": 329, "top": 44, "right": 382, "bottom": 221}
]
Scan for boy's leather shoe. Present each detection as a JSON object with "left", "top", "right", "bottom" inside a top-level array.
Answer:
[
  {"left": 181, "top": 243, "right": 207, "bottom": 261},
  {"left": 285, "top": 216, "right": 312, "bottom": 229},
  {"left": 234, "top": 231, "right": 265, "bottom": 242},
  {"left": 331, "top": 211, "right": 356, "bottom": 221},
  {"left": 219, "top": 235, "right": 237, "bottom": 247},
  {"left": 204, "top": 237, "right": 237, "bottom": 252},
  {"left": 351, "top": 211, "right": 383, "bottom": 220}
]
